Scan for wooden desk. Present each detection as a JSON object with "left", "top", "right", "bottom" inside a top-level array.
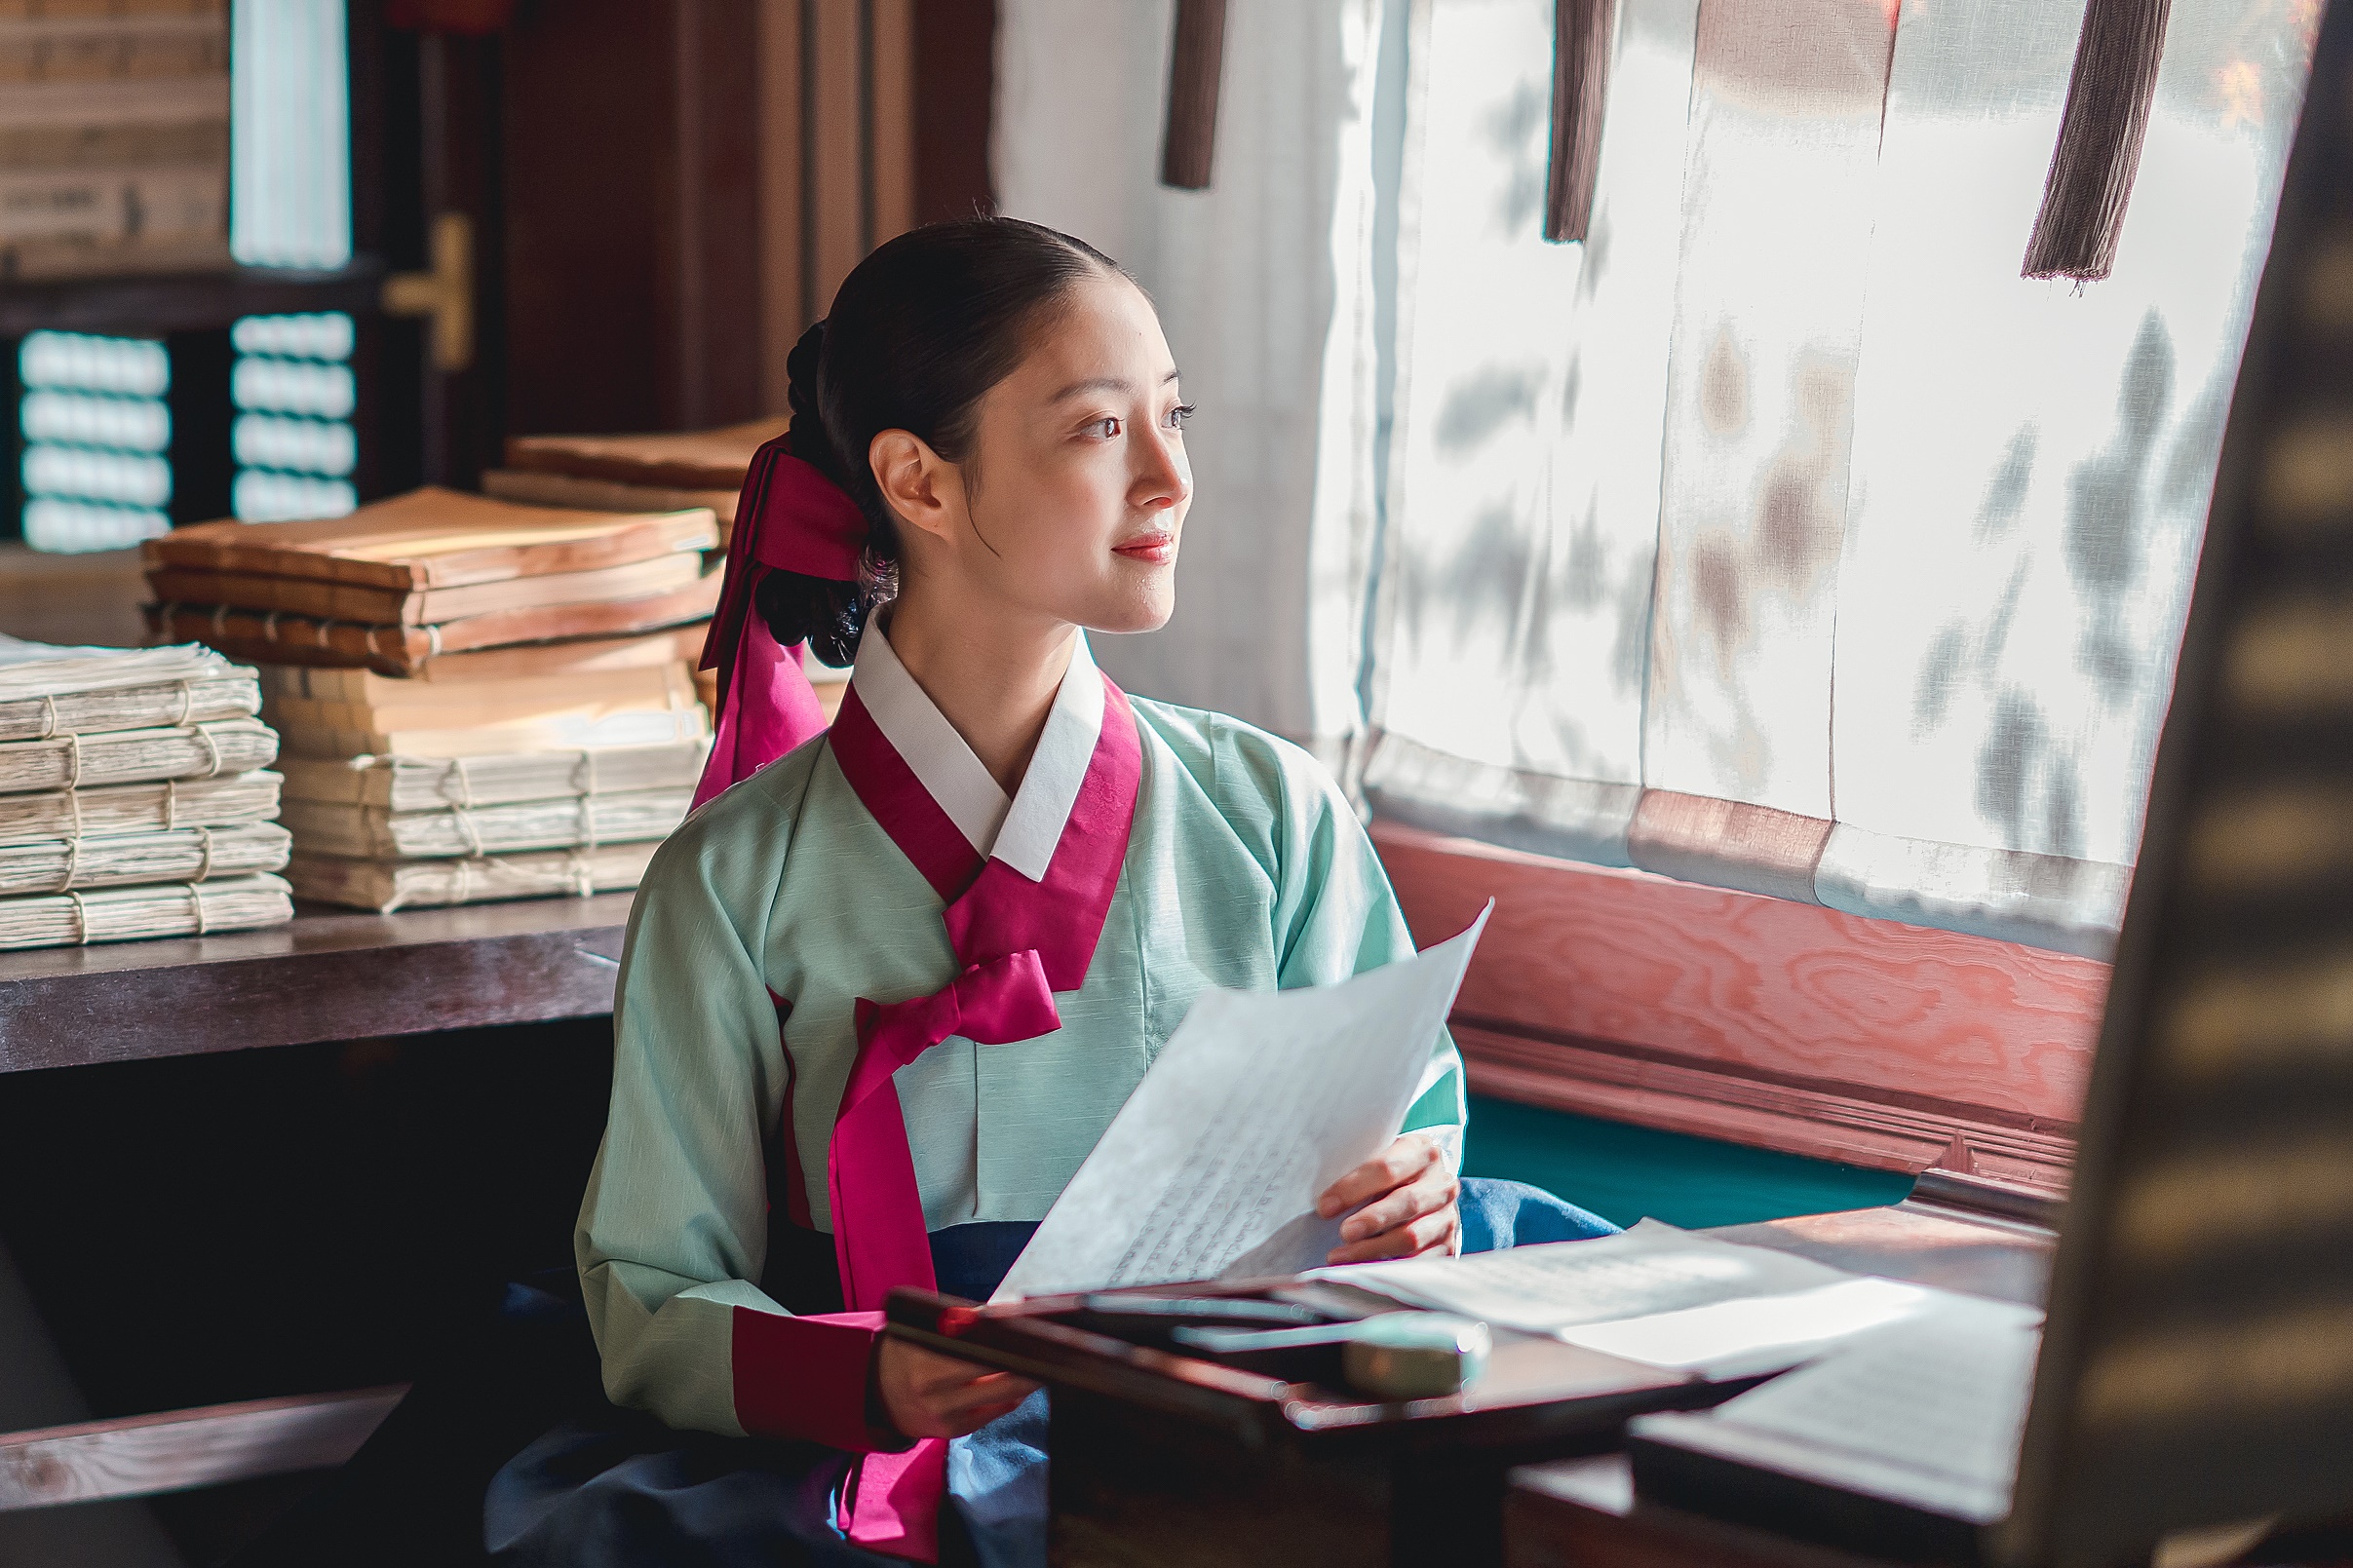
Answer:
[
  {"left": 1504, "top": 1199, "right": 2055, "bottom": 1568},
  {"left": 0, "top": 895, "right": 630, "bottom": 1073},
  {"left": 888, "top": 1200, "right": 2050, "bottom": 1568}
]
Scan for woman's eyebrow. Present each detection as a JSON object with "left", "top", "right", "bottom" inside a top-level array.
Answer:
[{"left": 1049, "top": 368, "right": 1182, "bottom": 402}]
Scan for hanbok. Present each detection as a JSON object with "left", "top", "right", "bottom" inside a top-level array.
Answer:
[{"left": 488, "top": 621, "right": 1475, "bottom": 1565}]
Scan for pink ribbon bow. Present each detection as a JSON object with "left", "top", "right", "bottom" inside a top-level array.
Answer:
[{"left": 828, "top": 949, "right": 1062, "bottom": 1561}]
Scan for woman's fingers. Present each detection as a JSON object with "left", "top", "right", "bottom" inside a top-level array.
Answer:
[
  {"left": 935, "top": 1370, "right": 1040, "bottom": 1416},
  {"left": 903, "top": 1343, "right": 997, "bottom": 1395},
  {"left": 1315, "top": 1133, "right": 1442, "bottom": 1219},
  {"left": 877, "top": 1341, "right": 1040, "bottom": 1438},
  {"left": 925, "top": 1372, "right": 1040, "bottom": 1436},
  {"left": 1325, "top": 1184, "right": 1461, "bottom": 1265},
  {"left": 1338, "top": 1164, "right": 1458, "bottom": 1243}
]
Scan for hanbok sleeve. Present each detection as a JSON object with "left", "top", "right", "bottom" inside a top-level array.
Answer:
[
  {"left": 1254, "top": 735, "right": 1470, "bottom": 1168},
  {"left": 576, "top": 758, "right": 902, "bottom": 1453}
]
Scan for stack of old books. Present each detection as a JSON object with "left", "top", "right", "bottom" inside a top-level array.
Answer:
[
  {"left": 480, "top": 419, "right": 854, "bottom": 718},
  {"left": 0, "top": 636, "right": 289, "bottom": 949},
  {"left": 482, "top": 418, "right": 784, "bottom": 547},
  {"left": 141, "top": 487, "right": 720, "bottom": 912}
]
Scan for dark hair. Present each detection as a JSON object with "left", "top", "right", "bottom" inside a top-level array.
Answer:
[{"left": 754, "top": 216, "right": 1123, "bottom": 666}]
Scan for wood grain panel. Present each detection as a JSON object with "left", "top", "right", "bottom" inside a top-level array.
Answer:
[
  {"left": 756, "top": 0, "right": 808, "bottom": 402},
  {"left": 1458, "top": 1026, "right": 2075, "bottom": 1190},
  {"left": 0, "top": 1387, "right": 404, "bottom": 1511},
  {"left": 912, "top": 0, "right": 996, "bottom": 225},
  {"left": 1375, "top": 822, "right": 2110, "bottom": 1181},
  {"left": 870, "top": 0, "right": 917, "bottom": 244},
  {"left": 808, "top": 0, "right": 867, "bottom": 311}
]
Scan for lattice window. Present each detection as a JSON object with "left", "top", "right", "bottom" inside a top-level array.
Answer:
[
  {"left": 230, "top": 312, "right": 356, "bottom": 522},
  {"left": 18, "top": 332, "right": 172, "bottom": 554}
]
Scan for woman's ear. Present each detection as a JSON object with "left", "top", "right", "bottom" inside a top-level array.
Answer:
[{"left": 869, "top": 429, "right": 959, "bottom": 547}]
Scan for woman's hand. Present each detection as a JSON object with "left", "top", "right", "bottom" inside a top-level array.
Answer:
[
  {"left": 1315, "top": 1132, "right": 1460, "bottom": 1265},
  {"left": 873, "top": 1337, "right": 1039, "bottom": 1440}
]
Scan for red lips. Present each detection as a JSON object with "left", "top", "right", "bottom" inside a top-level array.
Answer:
[{"left": 1113, "top": 531, "right": 1177, "bottom": 564}]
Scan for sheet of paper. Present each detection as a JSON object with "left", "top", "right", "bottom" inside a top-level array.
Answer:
[
  {"left": 992, "top": 906, "right": 1489, "bottom": 1302},
  {"left": 1675, "top": 1304, "right": 2043, "bottom": 1520},
  {"left": 1319, "top": 1216, "right": 2043, "bottom": 1383},
  {"left": 1562, "top": 1276, "right": 1975, "bottom": 1380},
  {"left": 1310, "top": 1218, "right": 1856, "bottom": 1332}
]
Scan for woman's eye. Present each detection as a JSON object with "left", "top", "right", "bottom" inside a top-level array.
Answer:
[
  {"left": 1167, "top": 402, "right": 1196, "bottom": 430},
  {"left": 1089, "top": 416, "right": 1121, "bottom": 439}
]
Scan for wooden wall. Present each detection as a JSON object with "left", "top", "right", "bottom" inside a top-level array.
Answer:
[
  {"left": 497, "top": 0, "right": 995, "bottom": 446},
  {"left": 501, "top": 1, "right": 760, "bottom": 440}
]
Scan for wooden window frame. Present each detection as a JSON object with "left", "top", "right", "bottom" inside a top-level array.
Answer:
[{"left": 1371, "top": 822, "right": 2110, "bottom": 1194}]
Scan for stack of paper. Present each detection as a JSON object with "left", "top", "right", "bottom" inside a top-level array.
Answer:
[
  {"left": 139, "top": 489, "right": 722, "bottom": 911},
  {"left": 259, "top": 662, "right": 707, "bottom": 912},
  {"left": 0, "top": 636, "right": 289, "bottom": 949},
  {"left": 273, "top": 739, "right": 707, "bottom": 913},
  {"left": 1625, "top": 1309, "right": 2044, "bottom": 1538}
]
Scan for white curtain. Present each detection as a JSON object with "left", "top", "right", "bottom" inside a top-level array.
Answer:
[
  {"left": 1366, "top": 0, "right": 2315, "bottom": 955},
  {"left": 994, "top": 0, "right": 1392, "bottom": 753}
]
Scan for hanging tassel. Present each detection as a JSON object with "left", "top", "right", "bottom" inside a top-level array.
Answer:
[
  {"left": 2022, "top": 0, "right": 2174, "bottom": 281},
  {"left": 1545, "top": 0, "right": 1618, "bottom": 243},
  {"left": 1161, "top": 0, "right": 1228, "bottom": 190}
]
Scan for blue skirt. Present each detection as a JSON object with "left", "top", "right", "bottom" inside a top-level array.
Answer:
[{"left": 484, "top": 1179, "right": 1613, "bottom": 1568}]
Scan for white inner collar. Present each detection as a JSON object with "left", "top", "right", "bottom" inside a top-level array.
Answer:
[{"left": 851, "top": 623, "right": 1105, "bottom": 882}]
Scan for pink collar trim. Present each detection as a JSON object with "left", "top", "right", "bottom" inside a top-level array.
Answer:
[{"left": 829, "top": 677, "right": 1141, "bottom": 988}]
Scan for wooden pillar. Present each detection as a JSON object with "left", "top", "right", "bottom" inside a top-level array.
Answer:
[
  {"left": 753, "top": 0, "right": 921, "bottom": 410},
  {"left": 1544, "top": 0, "right": 1616, "bottom": 244},
  {"left": 2022, "top": 0, "right": 2173, "bottom": 281},
  {"left": 1160, "top": 0, "right": 1226, "bottom": 190},
  {"left": 665, "top": 0, "right": 762, "bottom": 431},
  {"left": 912, "top": 0, "right": 995, "bottom": 226}
]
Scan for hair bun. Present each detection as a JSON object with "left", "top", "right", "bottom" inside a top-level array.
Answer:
[{"left": 784, "top": 321, "right": 848, "bottom": 485}]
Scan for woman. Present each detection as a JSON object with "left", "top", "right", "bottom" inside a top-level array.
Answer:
[{"left": 486, "top": 218, "right": 1610, "bottom": 1568}]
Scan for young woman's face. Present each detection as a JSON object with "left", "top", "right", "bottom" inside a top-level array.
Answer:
[{"left": 951, "top": 272, "right": 1192, "bottom": 634}]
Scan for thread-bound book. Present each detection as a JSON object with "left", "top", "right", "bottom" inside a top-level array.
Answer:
[
  {"left": 275, "top": 742, "right": 709, "bottom": 813},
  {"left": 142, "top": 579, "right": 720, "bottom": 675},
  {"left": 279, "top": 788, "right": 690, "bottom": 860},
  {"left": 286, "top": 842, "right": 659, "bottom": 913},
  {"left": 0, "top": 772, "right": 281, "bottom": 846},
  {"left": 0, "top": 873, "right": 292, "bottom": 950}
]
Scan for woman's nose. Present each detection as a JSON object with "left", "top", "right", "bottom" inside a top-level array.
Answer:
[{"left": 1133, "top": 426, "right": 1191, "bottom": 511}]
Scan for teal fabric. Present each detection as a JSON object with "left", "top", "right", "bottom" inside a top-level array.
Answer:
[
  {"left": 578, "top": 697, "right": 1465, "bottom": 1435},
  {"left": 1459, "top": 1094, "right": 1912, "bottom": 1231}
]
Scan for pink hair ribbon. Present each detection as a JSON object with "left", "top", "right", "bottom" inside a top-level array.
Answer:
[{"left": 692, "top": 436, "right": 869, "bottom": 809}]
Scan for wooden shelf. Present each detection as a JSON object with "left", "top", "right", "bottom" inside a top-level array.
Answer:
[
  {"left": 0, "top": 257, "right": 390, "bottom": 341},
  {"left": 0, "top": 893, "right": 631, "bottom": 1074}
]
